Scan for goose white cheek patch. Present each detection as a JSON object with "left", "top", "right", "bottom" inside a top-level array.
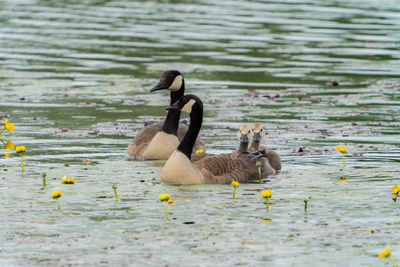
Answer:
[
  {"left": 181, "top": 99, "right": 196, "bottom": 113},
  {"left": 169, "top": 75, "right": 183, "bottom": 91}
]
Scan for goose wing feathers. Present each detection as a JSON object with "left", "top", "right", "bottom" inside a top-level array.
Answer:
[
  {"left": 127, "top": 122, "right": 163, "bottom": 157},
  {"left": 193, "top": 154, "right": 269, "bottom": 184},
  {"left": 127, "top": 122, "right": 206, "bottom": 157},
  {"left": 259, "top": 146, "right": 281, "bottom": 171}
]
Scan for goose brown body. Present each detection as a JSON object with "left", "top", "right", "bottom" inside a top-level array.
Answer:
[
  {"left": 194, "top": 153, "right": 273, "bottom": 184},
  {"left": 160, "top": 95, "right": 275, "bottom": 184}
]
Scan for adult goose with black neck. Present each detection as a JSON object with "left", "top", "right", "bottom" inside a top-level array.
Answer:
[
  {"left": 127, "top": 70, "right": 205, "bottom": 160},
  {"left": 161, "top": 95, "right": 274, "bottom": 184}
]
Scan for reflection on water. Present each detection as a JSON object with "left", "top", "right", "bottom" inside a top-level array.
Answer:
[{"left": 1, "top": 0, "right": 400, "bottom": 265}]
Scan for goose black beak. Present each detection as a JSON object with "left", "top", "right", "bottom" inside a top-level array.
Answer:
[
  {"left": 150, "top": 79, "right": 168, "bottom": 92},
  {"left": 253, "top": 132, "right": 261, "bottom": 142},
  {"left": 240, "top": 134, "right": 249, "bottom": 143},
  {"left": 166, "top": 100, "right": 180, "bottom": 111}
]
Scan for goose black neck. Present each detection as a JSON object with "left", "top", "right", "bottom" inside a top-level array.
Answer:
[
  {"left": 177, "top": 103, "right": 202, "bottom": 159},
  {"left": 161, "top": 80, "right": 185, "bottom": 135}
]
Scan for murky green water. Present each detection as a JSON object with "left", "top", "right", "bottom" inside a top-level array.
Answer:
[{"left": 1, "top": 0, "right": 400, "bottom": 265}]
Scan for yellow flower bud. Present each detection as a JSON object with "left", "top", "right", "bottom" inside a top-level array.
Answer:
[
  {"left": 378, "top": 246, "right": 390, "bottom": 258},
  {"left": 392, "top": 185, "right": 400, "bottom": 195},
  {"left": 195, "top": 149, "right": 204, "bottom": 154},
  {"left": 159, "top": 194, "right": 170, "bottom": 201},
  {"left": 62, "top": 176, "right": 75, "bottom": 184},
  {"left": 261, "top": 189, "right": 272, "bottom": 198},
  {"left": 335, "top": 146, "right": 347, "bottom": 153},
  {"left": 51, "top": 190, "right": 62, "bottom": 199},
  {"left": 231, "top": 180, "right": 239, "bottom": 187},
  {"left": 16, "top": 146, "right": 26, "bottom": 153},
  {"left": 168, "top": 199, "right": 174, "bottom": 204}
]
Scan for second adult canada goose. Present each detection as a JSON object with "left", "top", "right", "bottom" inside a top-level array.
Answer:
[
  {"left": 161, "top": 95, "right": 274, "bottom": 184},
  {"left": 127, "top": 70, "right": 205, "bottom": 160},
  {"left": 249, "top": 123, "right": 281, "bottom": 171}
]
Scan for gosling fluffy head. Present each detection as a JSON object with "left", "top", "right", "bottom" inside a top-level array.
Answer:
[
  {"left": 150, "top": 70, "right": 184, "bottom": 92},
  {"left": 251, "top": 123, "right": 265, "bottom": 142},
  {"left": 237, "top": 124, "right": 253, "bottom": 144}
]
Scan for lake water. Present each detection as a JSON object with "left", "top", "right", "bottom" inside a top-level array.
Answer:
[{"left": 1, "top": 0, "right": 400, "bottom": 265}]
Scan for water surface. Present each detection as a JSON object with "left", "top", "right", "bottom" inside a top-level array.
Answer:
[{"left": 1, "top": 0, "right": 400, "bottom": 265}]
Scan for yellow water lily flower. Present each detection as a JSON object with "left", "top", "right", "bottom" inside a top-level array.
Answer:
[
  {"left": 231, "top": 180, "right": 239, "bottom": 200},
  {"left": 336, "top": 146, "right": 347, "bottom": 168},
  {"left": 5, "top": 141, "right": 15, "bottom": 150},
  {"left": 16, "top": 146, "right": 26, "bottom": 153},
  {"left": 392, "top": 185, "right": 400, "bottom": 195},
  {"left": 262, "top": 189, "right": 272, "bottom": 211},
  {"left": 51, "top": 190, "right": 62, "bottom": 199},
  {"left": 261, "top": 189, "right": 272, "bottom": 198},
  {"left": 159, "top": 193, "right": 171, "bottom": 219},
  {"left": 195, "top": 149, "right": 204, "bottom": 154},
  {"left": 15, "top": 145, "right": 26, "bottom": 173},
  {"left": 378, "top": 246, "right": 390, "bottom": 258},
  {"left": 51, "top": 190, "right": 62, "bottom": 210},
  {"left": 159, "top": 193, "right": 170, "bottom": 201},
  {"left": 61, "top": 176, "right": 75, "bottom": 184},
  {"left": 335, "top": 146, "right": 347, "bottom": 153},
  {"left": 2, "top": 119, "right": 15, "bottom": 132},
  {"left": 231, "top": 180, "right": 239, "bottom": 187}
]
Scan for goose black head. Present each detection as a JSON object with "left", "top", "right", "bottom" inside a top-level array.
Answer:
[
  {"left": 251, "top": 123, "right": 265, "bottom": 142},
  {"left": 237, "top": 124, "right": 253, "bottom": 143},
  {"left": 150, "top": 70, "right": 184, "bottom": 92},
  {"left": 166, "top": 94, "right": 203, "bottom": 114}
]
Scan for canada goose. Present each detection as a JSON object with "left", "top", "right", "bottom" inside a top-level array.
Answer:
[
  {"left": 249, "top": 123, "right": 281, "bottom": 171},
  {"left": 190, "top": 124, "right": 254, "bottom": 162},
  {"left": 127, "top": 70, "right": 205, "bottom": 160},
  {"left": 161, "top": 95, "right": 274, "bottom": 184}
]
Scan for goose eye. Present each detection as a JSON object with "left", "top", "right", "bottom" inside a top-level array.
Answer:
[{"left": 260, "top": 129, "right": 263, "bottom": 132}]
